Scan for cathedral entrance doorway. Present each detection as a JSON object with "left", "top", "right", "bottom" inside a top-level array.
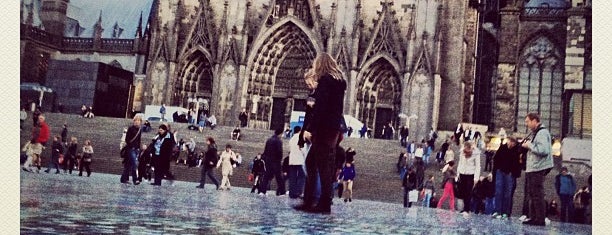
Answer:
[
  {"left": 355, "top": 57, "right": 402, "bottom": 139},
  {"left": 245, "top": 20, "right": 319, "bottom": 129},
  {"left": 175, "top": 49, "right": 213, "bottom": 108}
]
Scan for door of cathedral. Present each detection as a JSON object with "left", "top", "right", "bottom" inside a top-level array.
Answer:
[
  {"left": 271, "top": 98, "right": 287, "bottom": 131},
  {"left": 375, "top": 108, "right": 393, "bottom": 139}
]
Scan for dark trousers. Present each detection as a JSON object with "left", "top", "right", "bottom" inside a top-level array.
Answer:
[
  {"left": 200, "top": 167, "right": 219, "bottom": 188},
  {"left": 63, "top": 156, "right": 76, "bottom": 174},
  {"left": 525, "top": 170, "right": 547, "bottom": 223},
  {"left": 260, "top": 165, "right": 285, "bottom": 195},
  {"left": 303, "top": 130, "right": 340, "bottom": 208},
  {"left": 137, "top": 156, "right": 151, "bottom": 182},
  {"left": 46, "top": 154, "right": 60, "bottom": 173},
  {"left": 559, "top": 194, "right": 574, "bottom": 222},
  {"left": 458, "top": 174, "right": 475, "bottom": 212},
  {"left": 153, "top": 155, "right": 171, "bottom": 185},
  {"left": 288, "top": 165, "right": 306, "bottom": 198},
  {"left": 79, "top": 161, "right": 91, "bottom": 176},
  {"left": 251, "top": 173, "right": 264, "bottom": 193}
]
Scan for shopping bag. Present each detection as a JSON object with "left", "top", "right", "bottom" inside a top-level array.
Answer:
[{"left": 409, "top": 190, "right": 419, "bottom": 202}]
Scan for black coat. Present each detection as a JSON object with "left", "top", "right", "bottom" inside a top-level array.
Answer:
[
  {"left": 492, "top": 143, "right": 522, "bottom": 178},
  {"left": 306, "top": 74, "right": 346, "bottom": 133},
  {"left": 252, "top": 158, "right": 266, "bottom": 174},
  {"left": 203, "top": 144, "right": 218, "bottom": 169},
  {"left": 262, "top": 135, "right": 283, "bottom": 167},
  {"left": 125, "top": 125, "right": 142, "bottom": 149},
  {"left": 403, "top": 171, "right": 417, "bottom": 190}
]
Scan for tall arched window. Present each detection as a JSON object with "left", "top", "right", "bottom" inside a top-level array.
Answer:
[{"left": 516, "top": 37, "right": 564, "bottom": 136}]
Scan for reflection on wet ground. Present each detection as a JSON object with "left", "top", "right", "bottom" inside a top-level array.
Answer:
[{"left": 21, "top": 171, "right": 591, "bottom": 234}]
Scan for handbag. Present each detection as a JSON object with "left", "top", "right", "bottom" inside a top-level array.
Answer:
[
  {"left": 120, "top": 127, "right": 141, "bottom": 158},
  {"left": 58, "top": 154, "right": 65, "bottom": 164},
  {"left": 248, "top": 173, "right": 254, "bottom": 182}
]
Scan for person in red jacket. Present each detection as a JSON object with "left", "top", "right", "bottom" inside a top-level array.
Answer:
[{"left": 23, "top": 115, "right": 50, "bottom": 173}]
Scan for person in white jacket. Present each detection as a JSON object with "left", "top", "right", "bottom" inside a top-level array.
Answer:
[
  {"left": 217, "top": 144, "right": 237, "bottom": 190},
  {"left": 456, "top": 141, "right": 481, "bottom": 214},
  {"left": 288, "top": 126, "right": 309, "bottom": 198}
]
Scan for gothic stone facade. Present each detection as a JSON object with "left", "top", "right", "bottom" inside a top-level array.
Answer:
[
  {"left": 491, "top": 0, "right": 591, "bottom": 138},
  {"left": 143, "top": 0, "right": 479, "bottom": 141}
]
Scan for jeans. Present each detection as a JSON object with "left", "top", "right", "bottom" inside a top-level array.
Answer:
[
  {"left": 525, "top": 169, "right": 548, "bottom": 223},
  {"left": 559, "top": 194, "right": 574, "bottom": 222},
  {"left": 494, "top": 170, "right": 515, "bottom": 216},
  {"left": 288, "top": 165, "right": 306, "bottom": 198},
  {"left": 485, "top": 197, "right": 495, "bottom": 215},
  {"left": 121, "top": 148, "right": 139, "bottom": 183},
  {"left": 422, "top": 154, "right": 430, "bottom": 166},
  {"left": 422, "top": 189, "right": 433, "bottom": 207}
]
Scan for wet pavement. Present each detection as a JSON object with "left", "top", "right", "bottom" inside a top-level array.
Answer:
[{"left": 20, "top": 171, "right": 591, "bottom": 234}]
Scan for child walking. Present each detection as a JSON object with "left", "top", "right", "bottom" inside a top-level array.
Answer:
[
  {"left": 45, "top": 135, "right": 63, "bottom": 174},
  {"left": 422, "top": 175, "right": 435, "bottom": 207},
  {"left": 250, "top": 154, "right": 266, "bottom": 193},
  {"left": 339, "top": 162, "right": 356, "bottom": 202},
  {"left": 437, "top": 159, "right": 457, "bottom": 211}
]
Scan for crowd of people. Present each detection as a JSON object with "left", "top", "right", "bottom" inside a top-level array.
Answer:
[
  {"left": 397, "top": 113, "right": 592, "bottom": 226},
  {"left": 20, "top": 52, "right": 591, "bottom": 225}
]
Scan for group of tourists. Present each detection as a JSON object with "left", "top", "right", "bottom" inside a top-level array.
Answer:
[
  {"left": 21, "top": 112, "right": 94, "bottom": 177},
  {"left": 398, "top": 113, "right": 591, "bottom": 226}
]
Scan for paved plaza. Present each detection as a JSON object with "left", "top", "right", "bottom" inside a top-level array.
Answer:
[{"left": 20, "top": 171, "right": 591, "bottom": 234}]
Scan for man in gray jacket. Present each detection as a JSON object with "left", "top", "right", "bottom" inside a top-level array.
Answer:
[{"left": 521, "top": 113, "right": 553, "bottom": 226}]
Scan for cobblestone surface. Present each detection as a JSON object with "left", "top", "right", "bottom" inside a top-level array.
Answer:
[{"left": 20, "top": 171, "right": 591, "bottom": 234}]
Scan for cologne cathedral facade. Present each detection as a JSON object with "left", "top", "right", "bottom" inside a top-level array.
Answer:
[{"left": 20, "top": 0, "right": 591, "bottom": 141}]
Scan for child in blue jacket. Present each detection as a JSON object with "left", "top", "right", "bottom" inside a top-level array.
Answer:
[{"left": 339, "top": 162, "right": 356, "bottom": 202}]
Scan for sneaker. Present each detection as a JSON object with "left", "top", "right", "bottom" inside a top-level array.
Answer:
[
  {"left": 545, "top": 218, "right": 551, "bottom": 225},
  {"left": 491, "top": 212, "right": 499, "bottom": 218},
  {"left": 344, "top": 199, "right": 348, "bottom": 203},
  {"left": 134, "top": 181, "right": 141, "bottom": 185},
  {"left": 196, "top": 185, "right": 204, "bottom": 189},
  {"left": 518, "top": 215, "right": 528, "bottom": 222},
  {"left": 22, "top": 167, "right": 30, "bottom": 172},
  {"left": 461, "top": 211, "right": 469, "bottom": 216},
  {"left": 349, "top": 198, "right": 352, "bottom": 202}
]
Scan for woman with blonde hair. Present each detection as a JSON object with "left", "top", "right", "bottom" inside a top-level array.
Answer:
[
  {"left": 295, "top": 52, "right": 347, "bottom": 214},
  {"left": 80, "top": 139, "right": 94, "bottom": 177}
]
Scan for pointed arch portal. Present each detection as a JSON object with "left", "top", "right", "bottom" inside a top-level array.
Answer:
[
  {"left": 356, "top": 57, "right": 402, "bottom": 139},
  {"left": 246, "top": 21, "right": 318, "bottom": 130},
  {"left": 175, "top": 49, "right": 214, "bottom": 108}
]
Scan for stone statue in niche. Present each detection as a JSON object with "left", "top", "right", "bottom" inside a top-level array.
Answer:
[{"left": 285, "top": 98, "right": 293, "bottom": 116}]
